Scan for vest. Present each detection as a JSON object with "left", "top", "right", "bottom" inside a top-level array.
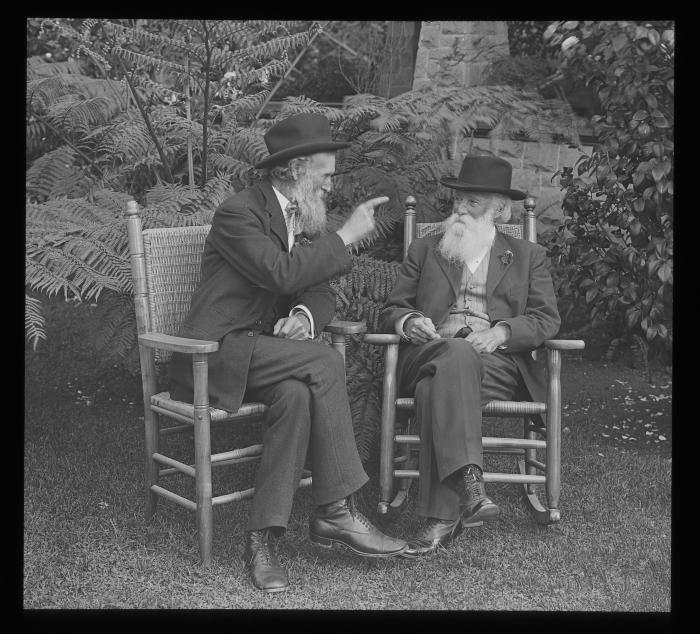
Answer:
[{"left": 436, "top": 252, "right": 491, "bottom": 338}]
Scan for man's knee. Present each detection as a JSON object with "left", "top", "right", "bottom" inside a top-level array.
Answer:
[
  {"left": 269, "top": 378, "right": 311, "bottom": 406},
  {"left": 435, "top": 337, "right": 481, "bottom": 369},
  {"left": 314, "top": 343, "right": 346, "bottom": 380}
]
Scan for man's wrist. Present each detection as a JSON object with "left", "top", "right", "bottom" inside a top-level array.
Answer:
[{"left": 295, "top": 312, "right": 310, "bottom": 332}]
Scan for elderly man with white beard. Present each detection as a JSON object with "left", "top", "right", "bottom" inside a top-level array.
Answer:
[
  {"left": 170, "top": 113, "right": 408, "bottom": 592},
  {"left": 380, "top": 155, "right": 561, "bottom": 557}
]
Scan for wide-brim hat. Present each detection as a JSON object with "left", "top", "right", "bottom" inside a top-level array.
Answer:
[
  {"left": 254, "top": 112, "right": 351, "bottom": 169},
  {"left": 440, "top": 155, "right": 527, "bottom": 200}
]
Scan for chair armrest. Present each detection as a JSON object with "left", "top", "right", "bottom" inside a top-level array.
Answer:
[
  {"left": 364, "top": 333, "right": 402, "bottom": 345},
  {"left": 324, "top": 320, "right": 367, "bottom": 335},
  {"left": 139, "top": 332, "right": 219, "bottom": 354},
  {"left": 544, "top": 339, "right": 585, "bottom": 351}
]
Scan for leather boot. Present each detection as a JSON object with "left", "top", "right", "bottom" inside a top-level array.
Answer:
[
  {"left": 243, "top": 529, "right": 289, "bottom": 593},
  {"left": 402, "top": 517, "right": 463, "bottom": 557},
  {"left": 309, "top": 496, "right": 407, "bottom": 558},
  {"left": 459, "top": 464, "right": 500, "bottom": 526}
]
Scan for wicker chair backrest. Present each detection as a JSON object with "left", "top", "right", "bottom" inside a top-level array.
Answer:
[
  {"left": 415, "top": 221, "right": 523, "bottom": 240},
  {"left": 142, "top": 224, "right": 211, "bottom": 364}
]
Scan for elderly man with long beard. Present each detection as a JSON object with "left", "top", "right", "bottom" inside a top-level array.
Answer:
[
  {"left": 170, "top": 113, "right": 407, "bottom": 592},
  {"left": 380, "top": 155, "right": 561, "bottom": 557}
]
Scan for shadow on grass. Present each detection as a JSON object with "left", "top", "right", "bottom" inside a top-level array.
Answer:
[{"left": 24, "top": 298, "right": 671, "bottom": 609}]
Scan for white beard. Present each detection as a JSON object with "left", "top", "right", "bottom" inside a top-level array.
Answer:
[
  {"left": 291, "top": 176, "right": 328, "bottom": 235},
  {"left": 438, "top": 209, "right": 497, "bottom": 267}
]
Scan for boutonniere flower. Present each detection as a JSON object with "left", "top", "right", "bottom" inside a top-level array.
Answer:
[
  {"left": 499, "top": 250, "right": 514, "bottom": 266},
  {"left": 294, "top": 235, "right": 313, "bottom": 248}
]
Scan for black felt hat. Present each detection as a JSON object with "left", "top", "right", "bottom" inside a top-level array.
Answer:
[
  {"left": 440, "top": 155, "right": 526, "bottom": 200},
  {"left": 254, "top": 112, "right": 351, "bottom": 169}
]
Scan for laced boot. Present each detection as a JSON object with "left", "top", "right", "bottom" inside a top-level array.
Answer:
[
  {"left": 243, "top": 529, "right": 289, "bottom": 593},
  {"left": 459, "top": 464, "right": 500, "bottom": 527},
  {"left": 309, "top": 496, "right": 407, "bottom": 558}
]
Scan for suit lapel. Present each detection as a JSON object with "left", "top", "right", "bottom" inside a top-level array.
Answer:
[
  {"left": 486, "top": 230, "right": 513, "bottom": 300},
  {"left": 260, "top": 179, "right": 290, "bottom": 252},
  {"left": 432, "top": 245, "right": 463, "bottom": 299}
]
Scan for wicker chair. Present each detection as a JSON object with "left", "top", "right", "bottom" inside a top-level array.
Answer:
[
  {"left": 364, "top": 196, "right": 584, "bottom": 524},
  {"left": 125, "top": 200, "right": 365, "bottom": 566}
]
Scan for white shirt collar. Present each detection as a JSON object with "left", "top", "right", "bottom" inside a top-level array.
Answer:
[{"left": 271, "top": 185, "right": 291, "bottom": 216}]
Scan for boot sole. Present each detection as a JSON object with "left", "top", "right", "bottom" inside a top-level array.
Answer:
[
  {"left": 259, "top": 584, "right": 289, "bottom": 593},
  {"left": 461, "top": 503, "right": 500, "bottom": 526},
  {"left": 309, "top": 532, "right": 407, "bottom": 558}
]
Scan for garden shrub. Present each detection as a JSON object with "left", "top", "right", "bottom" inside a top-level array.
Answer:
[{"left": 541, "top": 21, "right": 673, "bottom": 365}]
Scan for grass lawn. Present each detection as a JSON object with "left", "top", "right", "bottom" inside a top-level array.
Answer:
[{"left": 24, "top": 298, "right": 672, "bottom": 610}]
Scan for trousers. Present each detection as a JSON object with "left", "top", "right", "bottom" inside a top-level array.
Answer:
[
  {"left": 397, "top": 337, "right": 524, "bottom": 521},
  {"left": 242, "top": 335, "right": 368, "bottom": 532}
]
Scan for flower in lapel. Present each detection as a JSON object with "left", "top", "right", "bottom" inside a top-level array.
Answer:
[
  {"left": 499, "top": 250, "right": 514, "bottom": 266},
  {"left": 294, "top": 235, "right": 313, "bottom": 248}
]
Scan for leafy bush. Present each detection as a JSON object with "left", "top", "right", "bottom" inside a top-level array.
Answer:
[{"left": 542, "top": 21, "right": 673, "bottom": 364}]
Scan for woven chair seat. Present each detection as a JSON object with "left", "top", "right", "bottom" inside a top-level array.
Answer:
[
  {"left": 395, "top": 397, "right": 546, "bottom": 416},
  {"left": 151, "top": 391, "right": 267, "bottom": 423}
]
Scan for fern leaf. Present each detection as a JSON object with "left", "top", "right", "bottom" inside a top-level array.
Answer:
[
  {"left": 26, "top": 146, "right": 92, "bottom": 202},
  {"left": 25, "top": 294, "right": 47, "bottom": 351}
]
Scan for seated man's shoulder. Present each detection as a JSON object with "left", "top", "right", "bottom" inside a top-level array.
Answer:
[{"left": 504, "top": 233, "right": 546, "bottom": 255}]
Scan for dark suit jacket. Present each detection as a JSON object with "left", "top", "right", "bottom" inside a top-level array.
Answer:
[
  {"left": 169, "top": 179, "right": 352, "bottom": 412},
  {"left": 380, "top": 230, "right": 561, "bottom": 403}
]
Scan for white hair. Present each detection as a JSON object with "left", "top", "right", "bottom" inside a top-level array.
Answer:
[{"left": 454, "top": 192, "right": 512, "bottom": 223}]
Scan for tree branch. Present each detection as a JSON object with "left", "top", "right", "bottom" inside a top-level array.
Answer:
[
  {"left": 114, "top": 53, "right": 174, "bottom": 183},
  {"left": 200, "top": 19, "right": 212, "bottom": 188}
]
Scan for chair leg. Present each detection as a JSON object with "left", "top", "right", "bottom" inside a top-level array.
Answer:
[
  {"left": 139, "top": 346, "right": 160, "bottom": 523},
  {"left": 194, "top": 420, "right": 213, "bottom": 567},
  {"left": 519, "top": 414, "right": 555, "bottom": 524},
  {"left": 144, "top": 408, "right": 160, "bottom": 522},
  {"left": 378, "top": 344, "right": 399, "bottom": 515},
  {"left": 523, "top": 415, "right": 537, "bottom": 495},
  {"left": 192, "top": 353, "right": 213, "bottom": 567},
  {"left": 545, "top": 349, "right": 562, "bottom": 523}
]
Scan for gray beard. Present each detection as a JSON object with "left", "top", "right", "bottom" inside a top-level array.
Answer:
[
  {"left": 291, "top": 178, "right": 328, "bottom": 235},
  {"left": 437, "top": 211, "right": 496, "bottom": 267}
]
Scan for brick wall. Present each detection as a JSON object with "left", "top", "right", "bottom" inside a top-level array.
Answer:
[{"left": 412, "top": 21, "right": 509, "bottom": 90}]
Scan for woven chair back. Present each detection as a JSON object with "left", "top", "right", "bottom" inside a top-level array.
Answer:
[
  {"left": 142, "top": 224, "right": 211, "bottom": 364},
  {"left": 415, "top": 221, "right": 523, "bottom": 240}
]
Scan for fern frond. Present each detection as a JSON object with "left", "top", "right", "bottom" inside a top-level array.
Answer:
[
  {"left": 106, "top": 21, "right": 197, "bottom": 61},
  {"left": 26, "top": 55, "right": 86, "bottom": 79},
  {"left": 229, "top": 31, "right": 311, "bottom": 64},
  {"left": 26, "top": 146, "right": 92, "bottom": 202},
  {"left": 208, "top": 152, "right": 254, "bottom": 181},
  {"left": 92, "top": 292, "right": 137, "bottom": 358},
  {"left": 225, "top": 89, "right": 270, "bottom": 117},
  {"left": 224, "top": 127, "right": 268, "bottom": 166},
  {"left": 112, "top": 46, "right": 188, "bottom": 77},
  {"left": 85, "top": 116, "right": 154, "bottom": 165},
  {"left": 47, "top": 95, "right": 117, "bottom": 138},
  {"left": 25, "top": 294, "right": 47, "bottom": 351}
]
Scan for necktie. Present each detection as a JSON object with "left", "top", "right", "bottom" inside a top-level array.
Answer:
[{"left": 285, "top": 201, "right": 298, "bottom": 248}]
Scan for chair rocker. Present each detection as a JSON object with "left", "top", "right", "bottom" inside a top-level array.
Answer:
[
  {"left": 125, "top": 200, "right": 365, "bottom": 566},
  {"left": 364, "top": 195, "right": 584, "bottom": 524}
]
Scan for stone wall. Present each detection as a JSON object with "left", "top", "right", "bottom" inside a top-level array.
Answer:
[{"left": 412, "top": 21, "right": 509, "bottom": 90}]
